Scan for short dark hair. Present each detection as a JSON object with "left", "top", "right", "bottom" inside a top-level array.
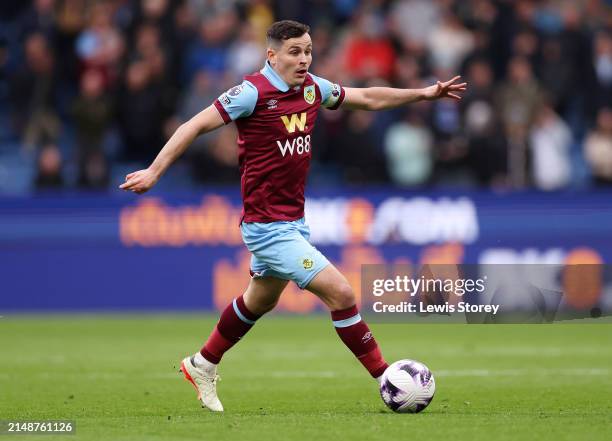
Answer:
[{"left": 266, "top": 20, "right": 310, "bottom": 47}]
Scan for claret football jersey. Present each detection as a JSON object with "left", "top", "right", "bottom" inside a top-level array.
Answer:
[{"left": 213, "top": 61, "right": 345, "bottom": 223}]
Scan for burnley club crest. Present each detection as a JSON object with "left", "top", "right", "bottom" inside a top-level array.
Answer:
[{"left": 304, "top": 85, "right": 315, "bottom": 105}]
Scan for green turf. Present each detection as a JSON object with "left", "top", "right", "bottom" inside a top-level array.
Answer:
[{"left": 0, "top": 315, "right": 610, "bottom": 441}]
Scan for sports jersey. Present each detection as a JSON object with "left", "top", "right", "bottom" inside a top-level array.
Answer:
[{"left": 214, "top": 61, "right": 345, "bottom": 222}]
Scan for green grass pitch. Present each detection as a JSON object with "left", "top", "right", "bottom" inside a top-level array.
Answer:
[{"left": 1, "top": 315, "right": 610, "bottom": 441}]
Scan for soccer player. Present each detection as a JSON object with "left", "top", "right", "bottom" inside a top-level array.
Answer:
[{"left": 120, "top": 20, "right": 466, "bottom": 412}]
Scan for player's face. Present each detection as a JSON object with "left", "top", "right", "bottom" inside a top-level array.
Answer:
[{"left": 269, "top": 33, "right": 313, "bottom": 87}]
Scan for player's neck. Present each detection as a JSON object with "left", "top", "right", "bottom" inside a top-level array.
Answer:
[{"left": 266, "top": 61, "right": 299, "bottom": 89}]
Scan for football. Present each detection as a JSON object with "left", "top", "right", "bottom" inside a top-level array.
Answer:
[{"left": 380, "top": 359, "right": 436, "bottom": 413}]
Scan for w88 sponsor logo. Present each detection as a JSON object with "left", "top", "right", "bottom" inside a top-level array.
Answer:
[{"left": 277, "top": 135, "right": 311, "bottom": 157}]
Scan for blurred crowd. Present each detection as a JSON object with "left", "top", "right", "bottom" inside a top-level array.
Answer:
[{"left": 0, "top": 0, "right": 611, "bottom": 193}]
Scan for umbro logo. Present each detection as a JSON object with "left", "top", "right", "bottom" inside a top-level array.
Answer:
[
  {"left": 362, "top": 332, "right": 373, "bottom": 343},
  {"left": 267, "top": 99, "right": 278, "bottom": 109}
]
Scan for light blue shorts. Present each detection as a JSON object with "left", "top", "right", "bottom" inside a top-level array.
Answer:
[{"left": 240, "top": 217, "right": 330, "bottom": 289}]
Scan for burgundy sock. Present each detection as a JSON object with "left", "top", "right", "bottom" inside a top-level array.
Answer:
[
  {"left": 200, "top": 295, "right": 260, "bottom": 364},
  {"left": 331, "top": 305, "right": 389, "bottom": 378}
]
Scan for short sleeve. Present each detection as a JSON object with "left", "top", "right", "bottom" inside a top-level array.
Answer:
[
  {"left": 214, "top": 81, "right": 258, "bottom": 124},
  {"left": 309, "top": 73, "right": 345, "bottom": 110}
]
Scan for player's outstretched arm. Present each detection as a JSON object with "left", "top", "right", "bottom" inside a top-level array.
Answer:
[
  {"left": 343, "top": 76, "right": 467, "bottom": 111},
  {"left": 120, "top": 105, "right": 225, "bottom": 194}
]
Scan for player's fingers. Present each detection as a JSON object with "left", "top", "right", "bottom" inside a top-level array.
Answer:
[
  {"left": 120, "top": 175, "right": 142, "bottom": 190},
  {"left": 448, "top": 93, "right": 462, "bottom": 100},
  {"left": 444, "top": 76, "right": 461, "bottom": 87},
  {"left": 449, "top": 83, "right": 467, "bottom": 90}
]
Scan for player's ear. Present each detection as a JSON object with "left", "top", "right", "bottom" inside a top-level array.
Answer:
[{"left": 267, "top": 47, "right": 276, "bottom": 66}]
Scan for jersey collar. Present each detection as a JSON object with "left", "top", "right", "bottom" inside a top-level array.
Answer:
[{"left": 261, "top": 61, "right": 292, "bottom": 92}]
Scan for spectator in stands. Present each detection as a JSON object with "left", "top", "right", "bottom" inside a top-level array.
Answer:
[
  {"left": 333, "top": 111, "right": 388, "bottom": 184},
  {"left": 137, "top": 0, "right": 174, "bottom": 41},
  {"left": 1, "top": 0, "right": 611, "bottom": 194},
  {"left": 529, "top": 103, "right": 572, "bottom": 190},
  {"left": 344, "top": 11, "right": 395, "bottom": 82},
  {"left": 394, "top": 55, "right": 422, "bottom": 89},
  {"left": 537, "top": 37, "right": 573, "bottom": 114},
  {"left": 75, "top": 1, "right": 124, "bottom": 88},
  {"left": 71, "top": 69, "right": 113, "bottom": 188},
  {"left": 174, "top": 69, "right": 222, "bottom": 176},
  {"left": 427, "top": 10, "right": 474, "bottom": 73},
  {"left": 495, "top": 56, "right": 543, "bottom": 187},
  {"left": 183, "top": 10, "right": 236, "bottom": 82},
  {"left": 384, "top": 108, "right": 433, "bottom": 187},
  {"left": 54, "top": 0, "right": 87, "bottom": 96},
  {"left": 586, "top": 30, "right": 612, "bottom": 122},
  {"left": 187, "top": 0, "right": 237, "bottom": 23},
  {"left": 429, "top": 64, "right": 469, "bottom": 186},
  {"left": 558, "top": 4, "right": 595, "bottom": 104},
  {"left": 168, "top": 0, "right": 197, "bottom": 85},
  {"left": 10, "top": 32, "right": 60, "bottom": 149},
  {"left": 177, "top": 70, "right": 217, "bottom": 128},
  {"left": 129, "top": 22, "right": 176, "bottom": 121},
  {"left": 72, "top": 69, "right": 113, "bottom": 153},
  {"left": 496, "top": 56, "right": 542, "bottom": 139},
  {"left": 16, "top": 0, "right": 56, "bottom": 40},
  {"left": 190, "top": 125, "right": 239, "bottom": 184},
  {"left": 35, "top": 143, "right": 63, "bottom": 189},
  {"left": 226, "top": 24, "right": 265, "bottom": 82},
  {"left": 456, "top": 0, "right": 497, "bottom": 31},
  {"left": 246, "top": 0, "right": 274, "bottom": 43},
  {"left": 461, "top": 58, "right": 507, "bottom": 186},
  {"left": 585, "top": 108, "right": 612, "bottom": 186},
  {"left": 117, "top": 60, "right": 165, "bottom": 162},
  {"left": 511, "top": 28, "right": 539, "bottom": 67},
  {"left": 78, "top": 149, "right": 109, "bottom": 189},
  {"left": 389, "top": 0, "right": 441, "bottom": 55},
  {"left": 459, "top": 27, "right": 494, "bottom": 77}
]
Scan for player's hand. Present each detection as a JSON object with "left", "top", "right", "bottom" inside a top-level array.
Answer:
[
  {"left": 422, "top": 76, "right": 467, "bottom": 101},
  {"left": 119, "top": 168, "right": 159, "bottom": 194}
]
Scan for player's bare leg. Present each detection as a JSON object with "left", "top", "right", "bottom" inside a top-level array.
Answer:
[
  {"left": 307, "top": 265, "right": 388, "bottom": 382},
  {"left": 181, "top": 276, "right": 288, "bottom": 411},
  {"left": 243, "top": 276, "right": 289, "bottom": 315}
]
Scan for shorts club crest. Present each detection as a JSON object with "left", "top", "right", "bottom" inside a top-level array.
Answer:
[{"left": 302, "top": 258, "right": 314, "bottom": 270}]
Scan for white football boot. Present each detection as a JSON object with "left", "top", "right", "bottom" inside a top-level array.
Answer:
[{"left": 180, "top": 355, "right": 224, "bottom": 412}]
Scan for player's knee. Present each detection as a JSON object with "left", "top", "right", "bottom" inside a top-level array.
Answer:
[{"left": 331, "top": 283, "right": 356, "bottom": 310}]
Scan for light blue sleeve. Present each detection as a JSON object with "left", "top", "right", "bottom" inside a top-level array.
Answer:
[
  {"left": 309, "top": 73, "right": 344, "bottom": 109},
  {"left": 216, "top": 80, "right": 258, "bottom": 121}
]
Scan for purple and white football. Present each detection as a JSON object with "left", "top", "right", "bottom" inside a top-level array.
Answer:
[{"left": 380, "top": 359, "right": 436, "bottom": 413}]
